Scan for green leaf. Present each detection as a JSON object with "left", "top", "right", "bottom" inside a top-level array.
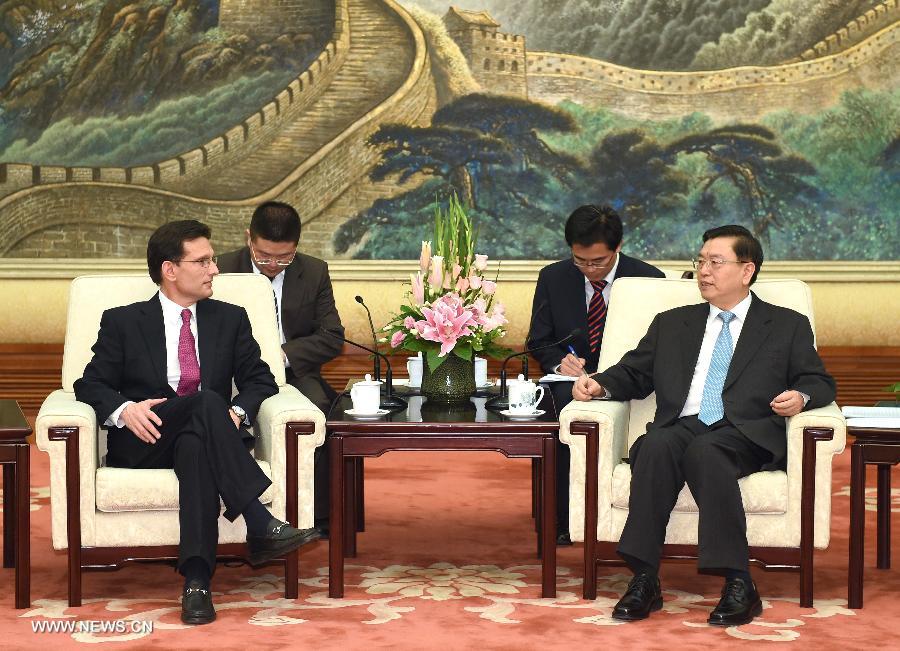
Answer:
[
  {"left": 453, "top": 343, "right": 473, "bottom": 360},
  {"left": 426, "top": 348, "right": 445, "bottom": 372}
]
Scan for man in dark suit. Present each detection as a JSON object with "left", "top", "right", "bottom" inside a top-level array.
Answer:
[
  {"left": 573, "top": 225, "right": 836, "bottom": 626},
  {"left": 529, "top": 205, "right": 664, "bottom": 544},
  {"left": 217, "top": 201, "right": 344, "bottom": 531},
  {"left": 75, "top": 220, "right": 320, "bottom": 626}
]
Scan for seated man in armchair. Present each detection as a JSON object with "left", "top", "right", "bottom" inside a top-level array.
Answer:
[
  {"left": 573, "top": 225, "right": 835, "bottom": 626},
  {"left": 75, "top": 220, "right": 320, "bottom": 625}
]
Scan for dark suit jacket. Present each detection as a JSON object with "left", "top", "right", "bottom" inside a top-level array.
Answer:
[
  {"left": 74, "top": 295, "right": 278, "bottom": 467},
  {"left": 591, "top": 294, "right": 836, "bottom": 467},
  {"left": 529, "top": 253, "right": 665, "bottom": 374},
  {"left": 216, "top": 248, "right": 344, "bottom": 378}
]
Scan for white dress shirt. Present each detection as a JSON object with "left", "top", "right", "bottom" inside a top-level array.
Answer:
[
  {"left": 105, "top": 291, "right": 199, "bottom": 427},
  {"left": 679, "top": 293, "right": 752, "bottom": 417},
  {"left": 251, "top": 264, "right": 290, "bottom": 367},
  {"left": 553, "top": 254, "right": 621, "bottom": 374}
]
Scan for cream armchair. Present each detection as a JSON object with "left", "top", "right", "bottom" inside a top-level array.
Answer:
[
  {"left": 35, "top": 274, "right": 325, "bottom": 606},
  {"left": 559, "top": 278, "right": 845, "bottom": 606}
]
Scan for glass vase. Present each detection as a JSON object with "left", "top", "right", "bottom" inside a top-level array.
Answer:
[{"left": 421, "top": 353, "right": 475, "bottom": 405}]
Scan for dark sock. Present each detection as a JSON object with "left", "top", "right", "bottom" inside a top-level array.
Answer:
[
  {"left": 181, "top": 556, "right": 211, "bottom": 590},
  {"left": 242, "top": 499, "right": 274, "bottom": 537},
  {"left": 725, "top": 569, "right": 753, "bottom": 584},
  {"left": 621, "top": 552, "right": 657, "bottom": 578}
]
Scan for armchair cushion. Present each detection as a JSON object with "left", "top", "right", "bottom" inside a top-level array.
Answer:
[
  {"left": 95, "top": 463, "right": 274, "bottom": 513},
  {"left": 610, "top": 464, "right": 787, "bottom": 514}
]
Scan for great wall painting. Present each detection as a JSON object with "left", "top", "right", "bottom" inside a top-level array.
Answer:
[{"left": 0, "top": 0, "right": 897, "bottom": 261}]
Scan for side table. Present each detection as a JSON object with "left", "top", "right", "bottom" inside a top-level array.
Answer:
[
  {"left": 848, "top": 426, "right": 900, "bottom": 609},
  {"left": 0, "top": 399, "right": 31, "bottom": 608}
]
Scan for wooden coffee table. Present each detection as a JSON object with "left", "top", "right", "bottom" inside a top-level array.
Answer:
[
  {"left": 0, "top": 399, "right": 31, "bottom": 608},
  {"left": 848, "top": 425, "right": 900, "bottom": 609},
  {"left": 327, "top": 392, "right": 559, "bottom": 598}
]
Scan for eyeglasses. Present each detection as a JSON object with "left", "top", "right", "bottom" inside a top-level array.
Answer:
[
  {"left": 572, "top": 256, "right": 614, "bottom": 269},
  {"left": 178, "top": 256, "right": 217, "bottom": 268},
  {"left": 250, "top": 242, "right": 296, "bottom": 267},
  {"left": 692, "top": 257, "right": 748, "bottom": 271}
]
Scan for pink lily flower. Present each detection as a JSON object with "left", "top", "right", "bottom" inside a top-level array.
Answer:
[
  {"left": 410, "top": 272, "right": 425, "bottom": 305},
  {"left": 473, "top": 254, "right": 488, "bottom": 271},
  {"left": 390, "top": 330, "right": 406, "bottom": 348}
]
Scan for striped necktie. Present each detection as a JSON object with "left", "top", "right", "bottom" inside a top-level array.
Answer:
[
  {"left": 587, "top": 280, "right": 609, "bottom": 354},
  {"left": 698, "top": 311, "right": 736, "bottom": 425}
]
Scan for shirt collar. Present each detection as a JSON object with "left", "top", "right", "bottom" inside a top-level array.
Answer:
[
  {"left": 250, "top": 263, "right": 285, "bottom": 286},
  {"left": 158, "top": 290, "right": 196, "bottom": 322},
  {"left": 709, "top": 292, "right": 752, "bottom": 322}
]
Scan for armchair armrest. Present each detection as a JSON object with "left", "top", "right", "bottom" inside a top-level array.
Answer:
[
  {"left": 559, "top": 399, "right": 631, "bottom": 542},
  {"left": 254, "top": 384, "right": 326, "bottom": 528},
  {"left": 35, "top": 390, "right": 99, "bottom": 550},
  {"left": 786, "top": 402, "right": 846, "bottom": 456}
]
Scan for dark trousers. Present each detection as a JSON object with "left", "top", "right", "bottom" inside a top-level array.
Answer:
[
  {"left": 549, "top": 382, "right": 575, "bottom": 533},
  {"left": 617, "top": 416, "right": 772, "bottom": 573},
  {"left": 107, "top": 390, "right": 272, "bottom": 573},
  {"left": 286, "top": 369, "right": 337, "bottom": 523}
]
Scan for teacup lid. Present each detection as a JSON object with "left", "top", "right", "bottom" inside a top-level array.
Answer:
[{"left": 355, "top": 373, "right": 382, "bottom": 386}]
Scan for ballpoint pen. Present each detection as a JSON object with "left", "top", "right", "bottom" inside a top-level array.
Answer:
[{"left": 567, "top": 344, "right": 588, "bottom": 376}]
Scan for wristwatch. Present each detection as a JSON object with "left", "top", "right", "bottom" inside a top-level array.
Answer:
[{"left": 230, "top": 405, "right": 249, "bottom": 426}]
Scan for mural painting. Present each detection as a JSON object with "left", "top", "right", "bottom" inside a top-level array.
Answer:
[{"left": 0, "top": 0, "right": 897, "bottom": 261}]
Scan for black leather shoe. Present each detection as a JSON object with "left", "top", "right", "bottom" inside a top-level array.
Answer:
[
  {"left": 708, "top": 577, "right": 762, "bottom": 626},
  {"left": 556, "top": 531, "right": 573, "bottom": 546},
  {"left": 181, "top": 580, "right": 216, "bottom": 625},
  {"left": 612, "top": 573, "right": 663, "bottom": 621},
  {"left": 247, "top": 519, "right": 321, "bottom": 567}
]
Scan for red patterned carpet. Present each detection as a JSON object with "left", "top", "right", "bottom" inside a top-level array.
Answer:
[{"left": 2, "top": 445, "right": 898, "bottom": 649}]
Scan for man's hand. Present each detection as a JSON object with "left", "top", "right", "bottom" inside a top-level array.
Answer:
[
  {"left": 770, "top": 390, "right": 804, "bottom": 417},
  {"left": 559, "top": 353, "right": 587, "bottom": 377},
  {"left": 229, "top": 409, "right": 241, "bottom": 429},
  {"left": 573, "top": 374, "right": 603, "bottom": 401},
  {"left": 122, "top": 398, "right": 167, "bottom": 443}
]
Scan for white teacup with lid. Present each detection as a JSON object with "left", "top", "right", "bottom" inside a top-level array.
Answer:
[
  {"left": 350, "top": 374, "right": 382, "bottom": 413},
  {"left": 507, "top": 375, "right": 545, "bottom": 414}
]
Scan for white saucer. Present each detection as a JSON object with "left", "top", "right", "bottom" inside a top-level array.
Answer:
[
  {"left": 477, "top": 382, "right": 494, "bottom": 389},
  {"left": 500, "top": 409, "right": 546, "bottom": 420},
  {"left": 344, "top": 408, "right": 390, "bottom": 419}
]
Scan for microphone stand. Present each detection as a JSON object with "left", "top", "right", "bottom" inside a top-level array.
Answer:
[
  {"left": 485, "top": 329, "right": 581, "bottom": 411},
  {"left": 355, "top": 295, "right": 381, "bottom": 382},
  {"left": 320, "top": 329, "right": 407, "bottom": 411}
]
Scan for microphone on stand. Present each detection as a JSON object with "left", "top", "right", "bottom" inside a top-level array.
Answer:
[
  {"left": 355, "top": 295, "right": 381, "bottom": 382},
  {"left": 319, "top": 328, "right": 407, "bottom": 410},
  {"left": 521, "top": 299, "right": 549, "bottom": 381},
  {"left": 485, "top": 328, "right": 581, "bottom": 411}
]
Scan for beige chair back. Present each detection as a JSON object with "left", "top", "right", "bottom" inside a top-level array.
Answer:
[
  {"left": 598, "top": 277, "right": 815, "bottom": 448},
  {"left": 61, "top": 273, "right": 285, "bottom": 392}
]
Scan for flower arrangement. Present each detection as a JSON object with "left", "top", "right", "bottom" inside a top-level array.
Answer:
[{"left": 384, "top": 195, "right": 510, "bottom": 373}]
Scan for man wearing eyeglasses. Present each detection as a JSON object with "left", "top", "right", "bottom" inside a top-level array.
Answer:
[
  {"left": 529, "top": 204, "right": 665, "bottom": 545},
  {"left": 75, "top": 220, "right": 320, "bottom": 625},
  {"left": 572, "top": 225, "right": 835, "bottom": 626},
  {"left": 218, "top": 201, "right": 345, "bottom": 535}
]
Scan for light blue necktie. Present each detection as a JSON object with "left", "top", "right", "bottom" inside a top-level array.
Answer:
[{"left": 698, "top": 311, "right": 736, "bottom": 426}]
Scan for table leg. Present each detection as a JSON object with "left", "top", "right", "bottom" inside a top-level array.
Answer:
[
  {"left": 848, "top": 442, "right": 866, "bottom": 609},
  {"left": 328, "top": 436, "right": 344, "bottom": 599},
  {"left": 15, "top": 444, "right": 29, "bottom": 608},
  {"left": 876, "top": 464, "right": 891, "bottom": 570},
  {"left": 345, "top": 457, "right": 357, "bottom": 558},
  {"left": 3, "top": 462, "right": 13, "bottom": 569},
  {"left": 355, "top": 458, "right": 365, "bottom": 533},
  {"left": 535, "top": 459, "right": 542, "bottom": 559},
  {"left": 541, "top": 435, "right": 557, "bottom": 599},
  {"left": 531, "top": 458, "right": 539, "bottom": 521}
]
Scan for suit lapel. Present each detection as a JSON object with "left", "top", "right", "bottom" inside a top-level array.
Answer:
[
  {"left": 679, "top": 303, "right": 708, "bottom": 402},
  {"left": 724, "top": 293, "right": 772, "bottom": 390},
  {"left": 196, "top": 299, "right": 218, "bottom": 389},
  {"left": 137, "top": 296, "right": 168, "bottom": 390}
]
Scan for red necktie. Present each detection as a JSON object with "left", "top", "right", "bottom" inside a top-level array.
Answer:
[
  {"left": 176, "top": 308, "right": 200, "bottom": 396},
  {"left": 587, "top": 280, "right": 608, "bottom": 354}
]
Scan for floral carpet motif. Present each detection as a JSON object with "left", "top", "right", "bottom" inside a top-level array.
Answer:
[
  {"left": 20, "top": 563, "right": 858, "bottom": 644},
  {"left": 833, "top": 485, "right": 900, "bottom": 512},
  {"left": 8, "top": 446, "right": 898, "bottom": 649}
]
